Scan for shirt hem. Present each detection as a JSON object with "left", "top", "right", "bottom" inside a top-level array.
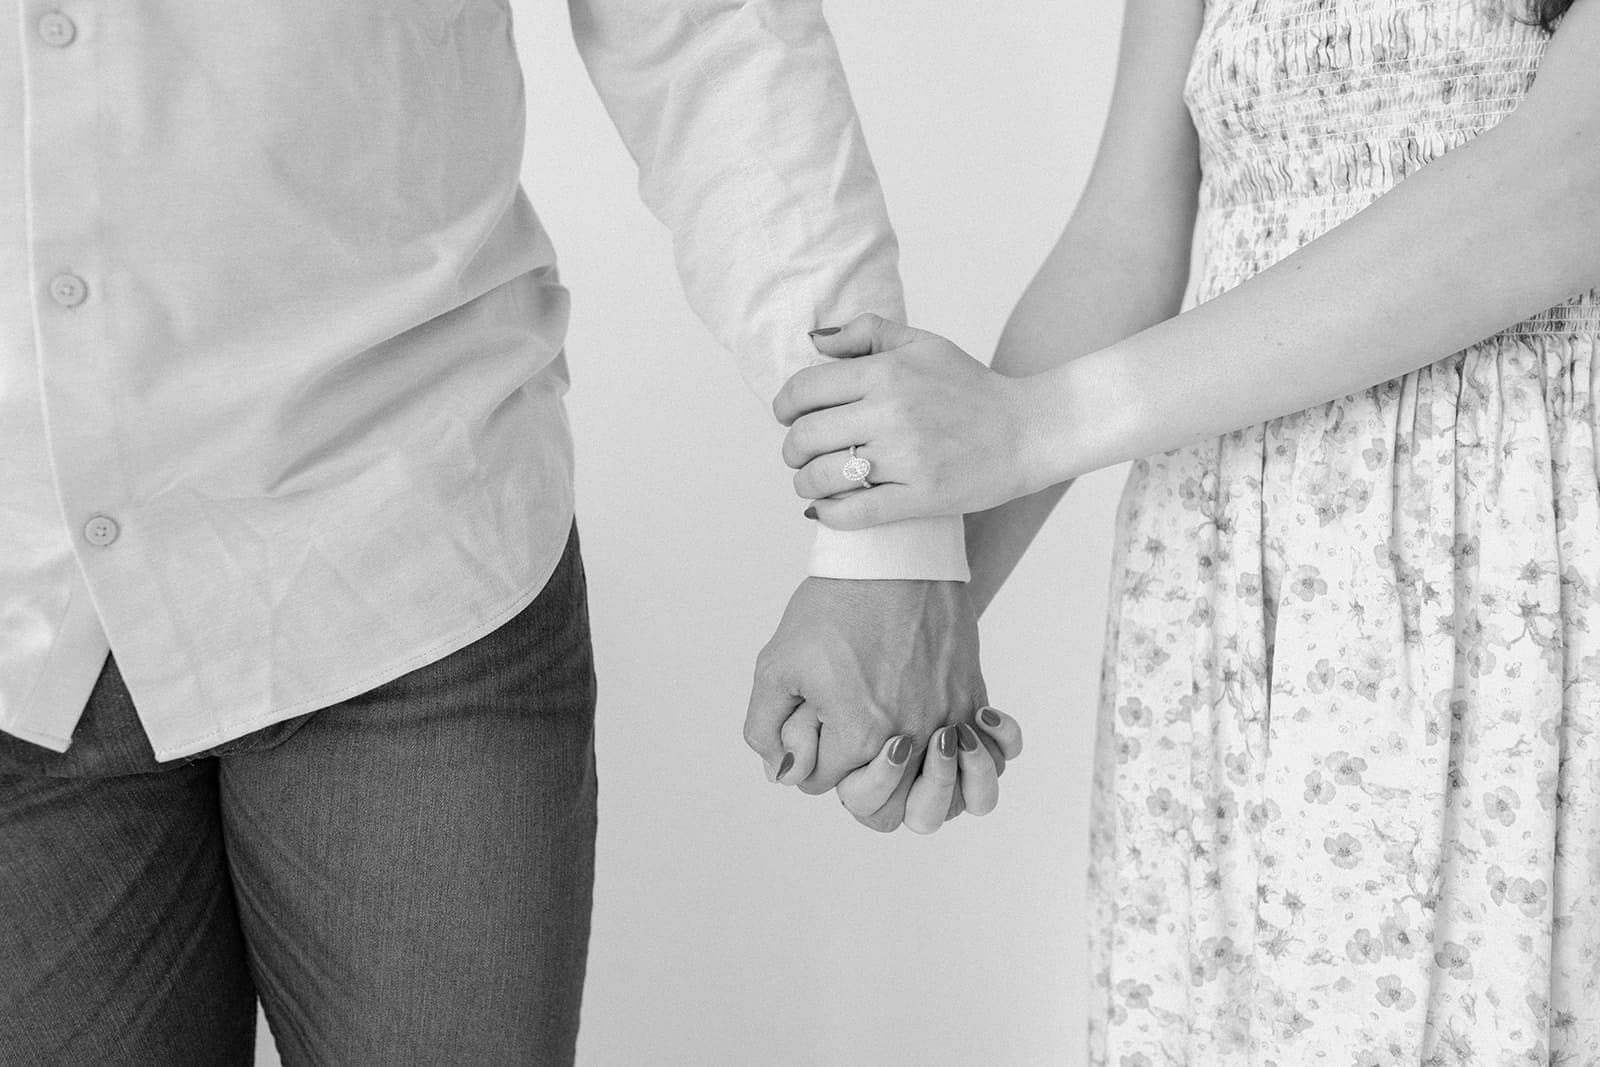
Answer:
[
  {"left": 0, "top": 719, "right": 74, "bottom": 753},
  {"left": 145, "top": 530, "right": 572, "bottom": 763},
  {"left": 4, "top": 575, "right": 113, "bottom": 754}
]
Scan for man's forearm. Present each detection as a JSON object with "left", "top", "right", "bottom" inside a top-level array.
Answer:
[{"left": 575, "top": 0, "right": 974, "bottom": 580}]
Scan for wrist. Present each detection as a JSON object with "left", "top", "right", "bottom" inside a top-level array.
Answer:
[{"left": 1019, "top": 344, "right": 1134, "bottom": 486}]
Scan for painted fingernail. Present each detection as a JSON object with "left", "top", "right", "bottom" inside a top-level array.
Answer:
[
  {"left": 803, "top": 506, "right": 818, "bottom": 520},
  {"left": 888, "top": 735, "right": 913, "bottom": 765},
  {"left": 979, "top": 706, "right": 1002, "bottom": 728},
  {"left": 775, "top": 751, "right": 795, "bottom": 782},
  {"left": 937, "top": 727, "right": 957, "bottom": 759},
  {"left": 957, "top": 722, "right": 979, "bottom": 752},
  {"left": 808, "top": 326, "right": 842, "bottom": 337}
]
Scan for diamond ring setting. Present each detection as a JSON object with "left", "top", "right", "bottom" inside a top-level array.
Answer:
[{"left": 841, "top": 445, "right": 872, "bottom": 487}]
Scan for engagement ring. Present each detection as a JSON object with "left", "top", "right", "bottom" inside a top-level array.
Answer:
[{"left": 841, "top": 445, "right": 872, "bottom": 487}]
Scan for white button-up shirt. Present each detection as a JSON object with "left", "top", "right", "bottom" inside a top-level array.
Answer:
[{"left": 2, "top": 0, "right": 968, "bottom": 760}]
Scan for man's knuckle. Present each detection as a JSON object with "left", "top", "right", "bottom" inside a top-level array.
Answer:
[
  {"left": 829, "top": 714, "right": 877, "bottom": 748},
  {"left": 752, "top": 648, "right": 786, "bottom": 688}
]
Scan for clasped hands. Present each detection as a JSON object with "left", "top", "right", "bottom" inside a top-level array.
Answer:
[{"left": 744, "top": 314, "right": 1039, "bottom": 833}]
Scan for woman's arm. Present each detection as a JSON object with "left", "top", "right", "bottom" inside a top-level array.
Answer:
[
  {"left": 1031, "top": 0, "right": 1600, "bottom": 486},
  {"left": 964, "top": 0, "right": 1204, "bottom": 612},
  {"left": 778, "top": 0, "right": 1600, "bottom": 536}
]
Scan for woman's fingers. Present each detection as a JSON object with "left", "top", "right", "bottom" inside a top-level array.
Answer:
[
  {"left": 775, "top": 705, "right": 821, "bottom": 785},
  {"left": 836, "top": 734, "right": 915, "bottom": 818},
  {"left": 807, "top": 313, "right": 933, "bottom": 360},
  {"left": 808, "top": 484, "right": 918, "bottom": 531},
  {"left": 945, "top": 784, "right": 966, "bottom": 822},
  {"left": 904, "top": 726, "right": 961, "bottom": 834},
  {"left": 781, "top": 406, "right": 869, "bottom": 470},
  {"left": 976, "top": 705, "right": 1023, "bottom": 760},
  {"left": 845, "top": 755, "right": 918, "bottom": 833},
  {"left": 772, "top": 358, "right": 870, "bottom": 427},
  {"left": 955, "top": 722, "right": 1000, "bottom": 816},
  {"left": 793, "top": 446, "right": 895, "bottom": 501},
  {"left": 834, "top": 714, "right": 1012, "bottom": 832}
]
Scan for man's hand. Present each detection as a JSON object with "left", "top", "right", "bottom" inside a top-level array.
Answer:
[{"left": 744, "top": 577, "right": 988, "bottom": 830}]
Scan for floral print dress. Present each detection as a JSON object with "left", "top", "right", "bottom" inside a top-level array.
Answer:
[{"left": 1087, "top": 0, "right": 1600, "bottom": 1062}]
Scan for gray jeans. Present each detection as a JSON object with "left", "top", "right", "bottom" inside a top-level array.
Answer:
[{"left": 0, "top": 525, "right": 597, "bottom": 1065}]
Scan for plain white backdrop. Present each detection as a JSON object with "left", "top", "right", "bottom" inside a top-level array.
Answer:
[{"left": 257, "top": 3, "right": 1127, "bottom": 1064}]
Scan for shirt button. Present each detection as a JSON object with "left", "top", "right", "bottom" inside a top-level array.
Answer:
[
  {"left": 49, "top": 273, "right": 88, "bottom": 308},
  {"left": 38, "top": 11, "right": 76, "bottom": 47},
  {"left": 83, "top": 515, "right": 120, "bottom": 547}
]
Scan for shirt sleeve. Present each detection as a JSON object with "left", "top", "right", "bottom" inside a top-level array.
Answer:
[{"left": 570, "top": 0, "right": 969, "bottom": 582}]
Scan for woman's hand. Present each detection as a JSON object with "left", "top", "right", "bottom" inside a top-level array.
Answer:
[
  {"left": 821, "top": 706, "right": 1024, "bottom": 834},
  {"left": 774, "top": 314, "right": 1062, "bottom": 529}
]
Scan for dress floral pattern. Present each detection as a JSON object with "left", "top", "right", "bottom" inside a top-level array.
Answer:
[{"left": 1087, "top": 1, "right": 1600, "bottom": 1063}]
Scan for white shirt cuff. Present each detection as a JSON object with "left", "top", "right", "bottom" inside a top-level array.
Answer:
[{"left": 807, "top": 516, "right": 970, "bottom": 582}]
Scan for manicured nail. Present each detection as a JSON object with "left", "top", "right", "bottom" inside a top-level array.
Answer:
[
  {"left": 957, "top": 722, "right": 979, "bottom": 753},
  {"left": 937, "top": 727, "right": 957, "bottom": 759},
  {"left": 887, "top": 735, "right": 913, "bottom": 765},
  {"left": 979, "top": 706, "right": 1002, "bottom": 728},
  {"left": 808, "top": 326, "right": 842, "bottom": 337},
  {"left": 775, "top": 751, "right": 794, "bottom": 782},
  {"left": 803, "top": 506, "right": 817, "bottom": 520}
]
